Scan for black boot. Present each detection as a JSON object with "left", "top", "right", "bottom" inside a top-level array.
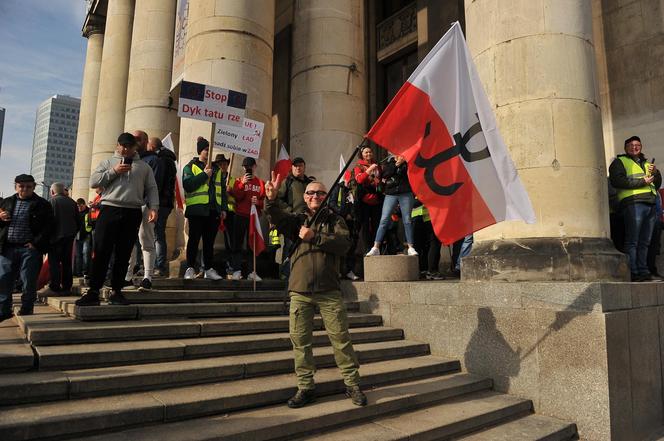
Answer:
[
  {"left": 345, "top": 385, "right": 367, "bottom": 406},
  {"left": 75, "top": 290, "right": 101, "bottom": 306},
  {"left": 287, "top": 389, "right": 316, "bottom": 408},
  {"left": 108, "top": 290, "right": 130, "bottom": 305}
]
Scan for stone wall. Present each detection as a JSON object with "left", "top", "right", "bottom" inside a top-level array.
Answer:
[{"left": 343, "top": 280, "right": 664, "bottom": 440}]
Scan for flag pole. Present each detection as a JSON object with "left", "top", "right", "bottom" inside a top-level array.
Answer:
[{"left": 252, "top": 205, "right": 257, "bottom": 293}]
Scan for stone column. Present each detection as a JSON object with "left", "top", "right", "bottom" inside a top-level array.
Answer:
[
  {"left": 71, "top": 19, "right": 104, "bottom": 202},
  {"left": 180, "top": 0, "right": 275, "bottom": 177},
  {"left": 89, "top": 0, "right": 134, "bottom": 196},
  {"left": 124, "top": 0, "right": 178, "bottom": 139},
  {"left": 290, "top": 0, "right": 367, "bottom": 185},
  {"left": 462, "top": 0, "right": 627, "bottom": 281}
]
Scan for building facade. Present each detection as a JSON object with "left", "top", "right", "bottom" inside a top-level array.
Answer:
[
  {"left": 31, "top": 95, "right": 81, "bottom": 199},
  {"left": 72, "top": 0, "right": 663, "bottom": 273}
]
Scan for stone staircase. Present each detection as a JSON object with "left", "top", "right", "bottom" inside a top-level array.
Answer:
[{"left": 0, "top": 279, "right": 577, "bottom": 440}]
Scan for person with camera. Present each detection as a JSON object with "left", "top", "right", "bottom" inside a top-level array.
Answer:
[
  {"left": 609, "top": 135, "right": 663, "bottom": 282},
  {"left": 352, "top": 146, "right": 383, "bottom": 254},
  {"left": 228, "top": 157, "right": 265, "bottom": 281},
  {"left": 75, "top": 133, "right": 159, "bottom": 306},
  {"left": 182, "top": 137, "right": 226, "bottom": 280},
  {"left": 264, "top": 173, "right": 366, "bottom": 408}
]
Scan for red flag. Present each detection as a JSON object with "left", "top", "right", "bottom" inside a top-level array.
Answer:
[
  {"left": 273, "top": 144, "right": 291, "bottom": 180},
  {"left": 366, "top": 22, "right": 535, "bottom": 245},
  {"left": 248, "top": 204, "right": 265, "bottom": 256}
]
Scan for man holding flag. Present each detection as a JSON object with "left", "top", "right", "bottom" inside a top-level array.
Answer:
[
  {"left": 366, "top": 22, "right": 534, "bottom": 247},
  {"left": 265, "top": 173, "right": 366, "bottom": 409}
]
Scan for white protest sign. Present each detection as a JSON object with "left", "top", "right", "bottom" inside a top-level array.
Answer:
[
  {"left": 213, "top": 118, "right": 264, "bottom": 159},
  {"left": 178, "top": 80, "right": 247, "bottom": 127}
]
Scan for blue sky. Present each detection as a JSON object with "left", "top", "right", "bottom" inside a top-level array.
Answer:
[{"left": 0, "top": 0, "right": 86, "bottom": 197}]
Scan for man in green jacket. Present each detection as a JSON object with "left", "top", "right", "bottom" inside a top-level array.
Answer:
[{"left": 265, "top": 172, "right": 366, "bottom": 408}]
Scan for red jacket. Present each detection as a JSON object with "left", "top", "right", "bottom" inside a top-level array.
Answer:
[
  {"left": 229, "top": 176, "right": 266, "bottom": 217},
  {"left": 353, "top": 159, "right": 382, "bottom": 206}
]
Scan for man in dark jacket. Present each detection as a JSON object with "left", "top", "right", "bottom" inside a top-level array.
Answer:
[
  {"left": 0, "top": 174, "right": 54, "bottom": 320},
  {"left": 149, "top": 137, "right": 177, "bottom": 275},
  {"left": 265, "top": 173, "right": 366, "bottom": 409},
  {"left": 609, "top": 135, "right": 663, "bottom": 281},
  {"left": 41, "top": 182, "right": 80, "bottom": 297},
  {"left": 73, "top": 198, "right": 91, "bottom": 277}
]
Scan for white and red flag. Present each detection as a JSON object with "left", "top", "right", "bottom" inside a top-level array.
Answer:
[
  {"left": 273, "top": 144, "right": 291, "bottom": 180},
  {"left": 249, "top": 204, "right": 265, "bottom": 256},
  {"left": 366, "top": 22, "right": 535, "bottom": 245}
]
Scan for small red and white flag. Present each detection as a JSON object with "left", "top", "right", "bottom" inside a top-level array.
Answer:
[
  {"left": 248, "top": 204, "right": 265, "bottom": 256},
  {"left": 162, "top": 132, "right": 186, "bottom": 210},
  {"left": 367, "top": 22, "right": 535, "bottom": 245},
  {"left": 273, "top": 144, "right": 291, "bottom": 180}
]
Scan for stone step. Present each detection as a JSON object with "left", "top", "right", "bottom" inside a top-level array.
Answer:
[
  {"left": 150, "top": 278, "right": 287, "bottom": 291},
  {"left": 0, "top": 356, "right": 463, "bottom": 441},
  {"left": 0, "top": 339, "right": 430, "bottom": 405},
  {"left": 291, "top": 391, "right": 536, "bottom": 441},
  {"left": 0, "top": 325, "right": 34, "bottom": 373},
  {"left": 49, "top": 290, "right": 289, "bottom": 306},
  {"left": 33, "top": 326, "right": 404, "bottom": 370},
  {"left": 456, "top": 414, "right": 578, "bottom": 440},
  {"left": 48, "top": 297, "right": 360, "bottom": 321},
  {"left": 21, "top": 312, "right": 383, "bottom": 345}
]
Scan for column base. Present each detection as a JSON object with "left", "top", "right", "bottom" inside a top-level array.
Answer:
[{"left": 462, "top": 237, "right": 628, "bottom": 282}]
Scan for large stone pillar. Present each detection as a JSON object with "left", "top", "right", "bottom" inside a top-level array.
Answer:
[
  {"left": 180, "top": 0, "right": 275, "bottom": 177},
  {"left": 124, "top": 0, "right": 178, "bottom": 139},
  {"left": 89, "top": 0, "right": 134, "bottom": 196},
  {"left": 290, "top": 0, "right": 367, "bottom": 185},
  {"left": 462, "top": 0, "right": 627, "bottom": 281},
  {"left": 71, "top": 19, "right": 104, "bottom": 202}
]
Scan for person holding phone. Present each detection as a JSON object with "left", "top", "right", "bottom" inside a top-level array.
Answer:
[
  {"left": 76, "top": 132, "right": 159, "bottom": 306},
  {"left": 182, "top": 137, "right": 226, "bottom": 280},
  {"left": 228, "top": 156, "right": 265, "bottom": 281},
  {"left": 609, "top": 135, "right": 662, "bottom": 282}
]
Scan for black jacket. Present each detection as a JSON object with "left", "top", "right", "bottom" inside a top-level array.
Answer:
[
  {"left": 609, "top": 154, "right": 662, "bottom": 207},
  {"left": 382, "top": 158, "right": 411, "bottom": 195},
  {"left": 0, "top": 193, "right": 54, "bottom": 254},
  {"left": 51, "top": 194, "right": 81, "bottom": 242},
  {"left": 155, "top": 148, "right": 177, "bottom": 209}
]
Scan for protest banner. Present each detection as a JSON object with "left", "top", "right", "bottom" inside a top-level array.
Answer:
[
  {"left": 213, "top": 118, "right": 264, "bottom": 159},
  {"left": 178, "top": 80, "right": 247, "bottom": 127}
]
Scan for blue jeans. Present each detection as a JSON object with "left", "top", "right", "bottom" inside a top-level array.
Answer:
[
  {"left": 74, "top": 236, "right": 91, "bottom": 276},
  {"left": 155, "top": 207, "right": 172, "bottom": 271},
  {"left": 374, "top": 193, "right": 415, "bottom": 246},
  {"left": 623, "top": 203, "right": 656, "bottom": 275},
  {"left": 455, "top": 235, "right": 474, "bottom": 271},
  {"left": 0, "top": 245, "right": 43, "bottom": 315}
]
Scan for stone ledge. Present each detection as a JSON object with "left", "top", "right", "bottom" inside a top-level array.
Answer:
[{"left": 363, "top": 255, "right": 419, "bottom": 282}]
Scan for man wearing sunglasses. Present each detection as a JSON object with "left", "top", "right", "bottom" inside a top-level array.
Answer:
[
  {"left": 0, "top": 174, "right": 54, "bottom": 321},
  {"left": 265, "top": 173, "right": 367, "bottom": 409}
]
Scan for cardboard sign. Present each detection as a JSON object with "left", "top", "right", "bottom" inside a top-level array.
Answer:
[
  {"left": 178, "top": 80, "right": 247, "bottom": 126},
  {"left": 213, "top": 118, "right": 264, "bottom": 159}
]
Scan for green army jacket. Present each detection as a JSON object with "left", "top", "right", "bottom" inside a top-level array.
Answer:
[{"left": 265, "top": 198, "right": 351, "bottom": 295}]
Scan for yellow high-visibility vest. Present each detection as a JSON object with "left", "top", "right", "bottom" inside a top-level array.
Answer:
[
  {"left": 616, "top": 156, "right": 656, "bottom": 202},
  {"left": 269, "top": 228, "right": 280, "bottom": 246},
  {"left": 185, "top": 164, "right": 222, "bottom": 207},
  {"left": 411, "top": 205, "right": 431, "bottom": 222},
  {"left": 226, "top": 176, "right": 236, "bottom": 212}
]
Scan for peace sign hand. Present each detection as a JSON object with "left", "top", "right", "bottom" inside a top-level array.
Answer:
[{"left": 265, "top": 171, "right": 283, "bottom": 201}]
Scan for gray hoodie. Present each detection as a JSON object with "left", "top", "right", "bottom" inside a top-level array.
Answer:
[{"left": 90, "top": 152, "right": 159, "bottom": 210}]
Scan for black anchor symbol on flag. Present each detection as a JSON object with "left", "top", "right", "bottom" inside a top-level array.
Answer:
[{"left": 414, "top": 116, "right": 491, "bottom": 196}]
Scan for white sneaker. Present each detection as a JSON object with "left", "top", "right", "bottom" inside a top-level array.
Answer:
[
  {"left": 407, "top": 247, "right": 419, "bottom": 256},
  {"left": 365, "top": 247, "right": 380, "bottom": 257},
  {"left": 231, "top": 270, "right": 243, "bottom": 281},
  {"left": 346, "top": 270, "right": 360, "bottom": 281},
  {"left": 247, "top": 271, "right": 262, "bottom": 282},
  {"left": 184, "top": 267, "right": 196, "bottom": 279},
  {"left": 204, "top": 268, "right": 223, "bottom": 280}
]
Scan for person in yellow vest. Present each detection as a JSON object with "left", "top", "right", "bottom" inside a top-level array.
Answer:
[
  {"left": 609, "top": 135, "right": 662, "bottom": 282},
  {"left": 182, "top": 138, "right": 227, "bottom": 280}
]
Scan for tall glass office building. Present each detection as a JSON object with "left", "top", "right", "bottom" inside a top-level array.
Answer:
[{"left": 30, "top": 95, "right": 81, "bottom": 198}]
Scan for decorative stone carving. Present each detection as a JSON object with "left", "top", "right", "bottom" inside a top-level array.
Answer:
[{"left": 377, "top": 3, "right": 416, "bottom": 53}]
